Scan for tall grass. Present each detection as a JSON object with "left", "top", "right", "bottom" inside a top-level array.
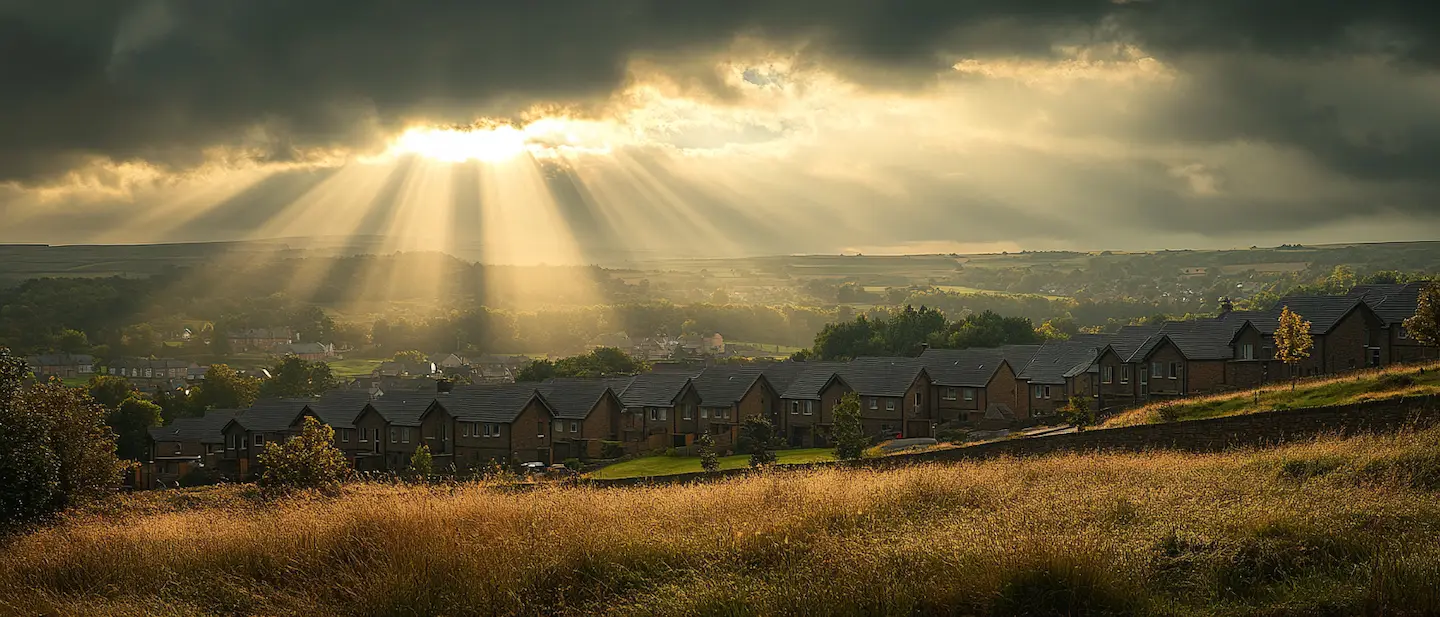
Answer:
[
  {"left": 4, "top": 427, "right": 1440, "bottom": 616},
  {"left": 1103, "top": 361, "right": 1440, "bottom": 428}
]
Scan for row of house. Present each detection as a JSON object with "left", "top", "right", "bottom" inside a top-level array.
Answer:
[{"left": 140, "top": 284, "right": 1435, "bottom": 484}]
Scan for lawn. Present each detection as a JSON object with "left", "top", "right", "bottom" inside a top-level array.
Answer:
[
  {"left": 587, "top": 447, "right": 836, "bottom": 479},
  {"left": 5, "top": 428, "right": 1440, "bottom": 615},
  {"left": 1103, "top": 361, "right": 1440, "bottom": 428},
  {"left": 326, "top": 358, "right": 384, "bottom": 378}
]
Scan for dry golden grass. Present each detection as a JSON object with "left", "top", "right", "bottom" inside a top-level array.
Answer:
[
  {"left": 4, "top": 427, "right": 1440, "bottom": 616},
  {"left": 1103, "top": 361, "right": 1440, "bottom": 429}
]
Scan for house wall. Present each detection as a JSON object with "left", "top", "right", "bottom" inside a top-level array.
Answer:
[
  {"left": 1320, "top": 309, "right": 1384, "bottom": 373},
  {"left": 354, "top": 410, "right": 390, "bottom": 470},
  {"left": 1389, "top": 327, "right": 1436, "bottom": 363},
  {"left": 1026, "top": 382, "right": 1065, "bottom": 417},
  {"left": 1188, "top": 360, "right": 1229, "bottom": 394},
  {"left": 986, "top": 362, "right": 1025, "bottom": 420},
  {"left": 932, "top": 384, "right": 982, "bottom": 423},
  {"left": 1096, "top": 349, "right": 1137, "bottom": 409},
  {"left": 1142, "top": 343, "right": 1187, "bottom": 398}
]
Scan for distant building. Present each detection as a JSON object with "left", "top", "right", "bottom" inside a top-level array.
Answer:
[
  {"left": 227, "top": 328, "right": 295, "bottom": 352},
  {"left": 105, "top": 357, "right": 198, "bottom": 388},
  {"left": 24, "top": 353, "right": 95, "bottom": 380},
  {"left": 281, "top": 342, "right": 335, "bottom": 361}
]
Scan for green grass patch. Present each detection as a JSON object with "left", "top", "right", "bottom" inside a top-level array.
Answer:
[
  {"left": 588, "top": 448, "right": 835, "bottom": 479},
  {"left": 326, "top": 358, "right": 384, "bottom": 378}
]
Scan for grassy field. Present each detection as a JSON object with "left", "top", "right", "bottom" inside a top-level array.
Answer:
[
  {"left": 326, "top": 358, "right": 384, "bottom": 379},
  {"left": 587, "top": 448, "right": 835, "bottom": 479},
  {"left": 1103, "top": 361, "right": 1440, "bottom": 428},
  {"left": 4, "top": 428, "right": 1440, "bottom": 615}
]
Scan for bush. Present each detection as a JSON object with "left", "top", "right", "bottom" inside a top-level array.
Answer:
[
  {"left": 696, "top": 433, "right": 719, "bottom": 473},
  {"left": 1, "top": 350, "right": 129, "bottom": 525},
  {"left": 741, "top": 416, "right": 778, "bottom": 467},
  {"left": 410, "top": 444, "right": 434, "bottom": 477},
  {"left": 1155, "top": 404, "right": 1181, "bottom": 423},
  {"left": 599, "top": 441, "right": 625, "bottom": 459},
  {"left": 1061, "top": 396, "right": 1097, "bottom": 429},
  {"left": 832, "top": 392, "right": 868, "bottom": 460},
  {"left": 1378, "top": 374, "right": 1416, "bottom": 389},
  {"left": 562, "top": 457, "right": 582, "bottom": 472},
  {"left": 256, "top": 416, "right": 351, "bottom": 489},
  {"left": 178, "top": 465, "right": 222, "bottom": 488}
]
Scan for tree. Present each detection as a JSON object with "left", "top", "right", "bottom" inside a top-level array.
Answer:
[
  {"left": 1061, "top": 395, "right": 1095, "bottom": 430},
  {"left": 153, "top": 387, "right": 198, "bottom": 424},
  {"left": 2, "top": 349, "right": 128, "bottom": 525},
  {"left": 259, "top": 355, "right": 338, "bottom": 398},
  {"left": 86, "top": 375, "right": 136, "bottom": 410},
  {"left": 256, "top": 416, "right": 350, "bottom": 489},
  {"left": 393, "top": 349, "right": 429, "bottom": 366},
  {"left": 193, "top": 364, "right": 260, "bottom": 410},
  {"left": 1403, "top": 282, "right": 1440, "bottom": 353},
  {"left": 410, "top": 443, "right": 434, "bottom": 477},
  {"left": 740, "top": 416, "right": 777, "bottom": 467},
  {"left": 831, "top": 392, "right": 868, "bottom": 460},
  {"left": 696, "top": 433, "right": 719, "bottom": 472},
  {"left": 516, "top": 359, "right": 557, "bottom": 382},
  {"left": 1274, "top": 306, "right": 1314, "bottom": 390},
  {"left": 58, "top": 329, "right": 90, "bottom": 354},
  {"left": 108, "top": 397, "right": 163, "bottom": 462}
]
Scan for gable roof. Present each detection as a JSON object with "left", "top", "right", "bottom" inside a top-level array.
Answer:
[
  {"left": 1133, "top": 320, "right": 1237, "bottom": 362},
  {"left": 760, "top": 362, "right": 808, "bottom": 395},
  {"left": 432, "top": 384, "right": 553, "bottom": 423},
  {"left": 1218, "top": 310, "right": 1280, "bottom": 335},
  {"left": 25, "top": 353, "right": 94, "bottom": 366},
  {"left": 1274, "top": 295, "right": 1371, "bottom": 334},
  {"left": 1349, "top": 282, "right": 1429, "bottom": 325},
  {"left": 690, "top": 366, "right": 766, "bottom": 407},
  {"left": 1019, "top": 340, "right": 1103, "bottom": 385},
  {"left": 228, "top": 398, "right": 314, "bottom": 433},
  {"left": 537, "top": 378, "right": 620, "bottom": 420},
  {"left": 778, "top": 362, "right": 847, "bottom": 399},
  {"left": 305, "top": 389, "right": 372, "bottom": 430},
  {"left": 616, "top": 371, "right": 698, "bottom": 407},
  {"left": 364, "top": 396, "right": 432, "bottom": 427},
  {"left": 835, "top": 357, "right": 931, "bottom": 397},
  {"left": 919, "top": 346, "right": 1039, "bottom": 387},
  {"left": 148, "top": 409, "right": 238, "bottom": 444},
  {"left": 1094, "top": 325, "right": 1164, "bottom": 363}
]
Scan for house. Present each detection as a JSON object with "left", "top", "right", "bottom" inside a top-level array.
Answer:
[
  {"left": 536, "top": 378, "right": 625, "bottom": 460},
  {"left": 430, "top": 353, "right": 471, "bottom": 370},
  {"left": 1125, "top": 320, "right": 1243, "bottom": 401},
  {"left": 760, "top": 362, "right": 810, "bottom": 427},
  {"left": 776, "top": 362, "right": 847, "bottom": 447},
  {"left": 418, "top": 384, "right": 559, "bottom": 470},
  {"left": 1349, "top": 283, "right": 1439, "bottom": 363},
  {"left": 689, "top": 366, "right": 778, "bottom": 449},
  {"left": 1093, "top": 325, "right": 1163, "bottom": 410},
  {"left": 1016, "top": 337, "right": 1105, "bottom": 416},
  {"left": 614, "top": 371, "right": 702, "bottom": 451},
  {"left": 826, "top": 357, "right": 935, "bottom": 441},
  {"left": 24, "top": 353, "right": 95, "bottom": 380},
  {"left": 919, "top": 346, "right": 1036, "bottom": 426},
  {"left": 227, "top": 328, "right": 295, "bottom": 352},
  {"left": 1270, "top": 295, "right": 1387, "bottom": 375},
  {"left": 352, "top": 396, "right": 432, "bottom": 472},
  {"left": 373, "top": 360, "right": 439, "bottom": 378},
  {"left": 218, "top": 398, "right": 317, "bottom": 480},
  {"left": 186, "top": 365, "right": 209, "bottom": 382},
  {"left": 679, "top": 333, "right": 725, "bottom": 356},
  {"left": 304, "top": 389, "right": 374, "bottom": 462},
  {"left": 282, "top": 342, "right": 335, "bottom": 361},
  {"left": 143, "top": 409, "right": 237, "bottom": 487},
  {"left": 105, "top": 358, "right": 199, "bottom": 387}
]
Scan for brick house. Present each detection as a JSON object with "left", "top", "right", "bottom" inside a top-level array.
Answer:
[
  {"left": 352, "top": 396, "right": 431, "bottom": 472},
  {"left": 24, "top": 353, "right": 95, "bottom": 380},
  {"left": 227, "top": 328, "right": 294, "bottom": 352},
  {"left": 536, "top": 378, "right": 625, "bottom": 460},
  {"left": 419, "top": 384, "right": 558, "bottom": 470},
  {"left": 1093, "top": 325, "right": 1163, "bottom": 410},
  {"left": 689, "top": 366, "right": 779, "bottom": 449},
  {"left": 105, "top": 357, "right": 198, "bottom": 388},
  {"left": 614, "top": 372, "right": 702, "bottom": 452},
  {"left": 143, "top": 409, "right": 237, "bottom": 488},
  {"left": 1016, "top": 338, "right": 1105, "bottom": 416},
  {"left": 776, "top": 362, "right": 847, "bottom": 447},
  {"left": 1272, "top": 295, "right": 1387, "bottom": 376},
  {"left": 830, "top": 357, "right": 935, "bottom": 441},
  {"left": 218, "top": 398, "right": 318, "bottom": 480},
  {"left": 1127, "top": 320, "right": 1239, "bottom": 401},
  {"left": 919, "top": 347, "right": 1036, "bottom": 425},
  {"left": 303, "top": 389, "right": 375, "bottom": 464},
  {"left": 760, "top": 362, "right": 809, "bottom": 427},
  {"left": 1349, "top": 283, "right": 1439, "bottom": 363}
]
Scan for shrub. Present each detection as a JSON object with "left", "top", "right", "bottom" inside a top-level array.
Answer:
[
  {"left": 741, "top": 416, "right": 778, "bottom": 467},
  {"left": 256, "top": 416, "right": 350, "bottom": 489},
  {"left": 178, "top": 465, "right": 222, "bottom": 488},
  {"left": 562, "top": 457, "right": 582, "bottom": 472},
  {"left": 1155, "top": 404, "right": 1181, "bottom": 423},
  {"left": 1378, "top": 373, "right": 1416, "bottom": 389},
  {"left": 696, "top": 433, "right": 719, "bottom": 473},
  {"left": 409, "top": 444, "right": 434, "bottom": 477},
  {"left": 1061, "top": 395, "right": 1096, "bottom": 429},
  {"left": 599, "top": 441, "right": 625, "bottom": 459},
  {"left": 832, "top": 392, "right": 868, "bottom": 460}
]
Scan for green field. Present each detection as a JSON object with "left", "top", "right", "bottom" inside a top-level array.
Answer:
[
  {"left": 326, "top": 358, "right": 384, "bottom": 378},
  {"left": 587, "top": 448, "right": 836, "bottom": 479},
  {"left": 1104, "top": 361, "right": 1440, "bottom": 428}
]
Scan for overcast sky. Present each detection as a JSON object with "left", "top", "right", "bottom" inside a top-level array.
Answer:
[{"left": 4, "top": 0, "right": 1440, "bottom": 260}]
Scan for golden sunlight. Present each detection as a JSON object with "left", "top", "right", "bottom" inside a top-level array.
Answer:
[{"left": 390, "top": 125, "right": 531, "bottom": 163}]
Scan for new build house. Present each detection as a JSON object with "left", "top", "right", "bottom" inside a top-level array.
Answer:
[
  {"left": 689, "top": 366, "right": 779, "bottom": 449},
  {"left": 919, "top": 347, "right": 1033, "bottom": 425},
  {"left": 420, "top": 384, "right": 558, "bottom": 469},
  {"left": 537, "top": 378, "right": 625, "bottom": 460}
]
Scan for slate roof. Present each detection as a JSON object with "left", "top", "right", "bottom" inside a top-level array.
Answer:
[
  {"left": 760, "top": 362, "right": 808, "bottom": 394},
  {"left": 1218, "top": 310, "right": 1280, "bottom": 335},
  {"left": 1274, "top": 295, "right": 1367, "bottom": 334},
  {"left": 1349, "top": 283, "right": 1428, "bottom": 325},
  {"left": 26, "top": 353, "right": 94, "bottom": 366},
  {"left": 778, "top": 362, "right": 847, "bottom": 399},
  {"left": 919, "top": 346, "right": 1040, "bottom": 387},
  {"left": 148, "top": 409, "right": 238, "bottom": 444},
  {"left": 1019, "top": 340, "right": 1103, "bottom": 385},
  {"left": 1133, "top": 320, "right": 1237, "bottom": 361},
  {"left": 433, "top": 384, "right": 550, "bottom": 423},
  {"left": 306, "top": 389, "right": 372, "bottom": 429},
  {"left": 690, "top": 366, "right": 765, "bottom": 407},
  {"left": 616, "top": 371, "right": 697, "bottom": 407},
  {"left": 537, "top": 378, "right": 618, "bottom": 420},
  {"left": 230, "top": 398, "right": 313, "bottom": 433},
  {"left": 366, "top": 396, "right": 432, "bottom": 427},
  {"left": 1100, "top": 325, "right": 1164, "bottom": 362},
  {"left": 834, "top": 357, "right": 932, "bottom": 397}
]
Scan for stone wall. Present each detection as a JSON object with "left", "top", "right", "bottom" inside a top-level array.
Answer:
[{"left": 589, "top": 394, "right": 1440, "bottom": 488}]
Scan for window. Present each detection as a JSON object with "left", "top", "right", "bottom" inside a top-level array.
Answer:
[
  {"left": 390, "top": 428, "right": 397, "bottom": 444},
  {"left": 868, "top": 398, "right": 878, "bottom": 410},
  {"left": 482, "top": 423, "right": 492, "bottom": 437},
  {"left": 1044, "top": 386, "right": 1052, "bottom": 399},
  {"left": 963, "top": 388, "right": 974, "bottom": 401},
  {"left": 885, "top": 400, "right": 896, "bottom": 412},
  {"left": 648, "top": 408, "right": 658, "bottom": 421},
  {"left": 1169, "top": 362, "right": 1180, "bottom": 379},
  {"left": 1140, "top": 367, "right": 1149, "bottom": 385},
  {"left": 227, "top": 435, "right": 235, "bottom": 450},
  {"left": 341, "top": 429, "right": 350, "bottom": 443},
  {"left": 1101, "top": 366, "right": 1113, "bottom": 384},
  {"left": 791, "top": 401, "right": 800, "bottom": 415},
  {"left": 1399, "top": 326, "right": 1411, "bottom": 339},
  {"left": 1032, "top": 385, "right": 1043, "bottom": 399},
  {"left": 253, "top": 434, "right": 265, "bottom": 447},
  {"left": 401, "top": 428, "right": 410, "bottom": 443},
  {"left": 462, "top": 424, "right": 470, "bottom": 437},
  {"left": 1120, "top": 366, "right": 1130, "bottom": 384},
  {"left": 944, "top": 387, "right": 957, "bottom": 400},
  {"left": 803, "top": 401, "right": 813, "bottom": 416},
  {"left": 490, "top": 423, "right": 500, "bottom": 437},
  {"left": 701, "top": 408, "right": 709, "bottom": 419},
  {"left": 570, "top": 421, "right": 579, "bottom": 433},
  {"left": 914, "top": 392, "right": 921, "bottom": 406},
  {"left": 1151, "top": 362, "right": 1163, "bottom": 379},
  {"left": 537, "top": 421, "right": 545, "bottom": 437},
  {"left": 555, "top": 421, "right": 565, "bottom": 434},
  {"left": 682, "top": 406, "right": 693, "bottom": 420}
]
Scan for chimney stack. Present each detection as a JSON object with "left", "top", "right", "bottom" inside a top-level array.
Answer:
[
  {"left": 1219, "top": 297, "right": 1234, "bottom": 314},
  {"left": 437, "top": 379, "right": 454, "bottom": 394}
]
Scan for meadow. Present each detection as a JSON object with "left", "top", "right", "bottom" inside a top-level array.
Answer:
[
  {"left": 587, "top": 447, "right": 835, "bottom": 479},
  {"left": 3, "top": 427, "right": 1440, "bottom": 616},
  {"left": 1102, "top": 361, "right": 1440, "bottom": 429}
]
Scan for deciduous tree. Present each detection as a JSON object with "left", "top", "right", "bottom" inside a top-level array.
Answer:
[
  {"left": 256, "top": 416, "right": 350, "bottom": 489},
  {"left": 832, "top": 392, "right": 868, "bottom": 460},
  {"left": 193, "top": 364, "right": 260, "bottom": 410},
  {"left": 410, "top": 444, "right": 434, "bottom": 477},
  {"left": 86, "top": 375, "right": 136, "bottom": 410},
  {"left": 108, "top": 397, "right": 163, "bottom": 462},
  {"left": 1274, "top": 306, "right": 1313, "bottom": 390},
  {"left": 259, "top": 355, "right": 338, "bottom": 398},
  {"left": 1402, "top": 282, "right": 1440, "bottom": 353},
  {"left": 696, "top": 433, "right": 719, "bottom": 473},
  {"left": 740, "top": 416, "right": 778, "bottom": 467}
]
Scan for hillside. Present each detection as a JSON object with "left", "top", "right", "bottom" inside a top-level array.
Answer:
[
  {"left": 1103, "top": 361, "right": 1440, "bottom": 428},
  {"left": 3, "top": 428, "right": 1439, "bottom": 616}
]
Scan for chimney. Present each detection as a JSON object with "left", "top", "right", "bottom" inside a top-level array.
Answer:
[
  {"left": 1219, "top": 297, "right": 1234, "bottom": 314},
  {"left": 437, "top": 379, "right": 454, "bottom": 394}
]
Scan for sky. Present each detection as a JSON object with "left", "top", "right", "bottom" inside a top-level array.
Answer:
[{"left": 3, "top": 0, "right": 1440, "bottom": 262}]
